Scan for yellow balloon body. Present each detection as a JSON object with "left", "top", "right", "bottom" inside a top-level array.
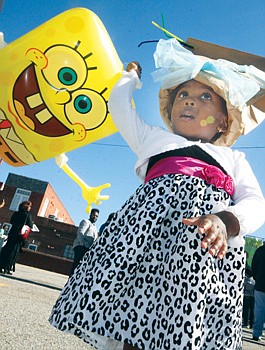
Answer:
[{"left": 0, "top": 8, "right": 122, "bottom": 166}]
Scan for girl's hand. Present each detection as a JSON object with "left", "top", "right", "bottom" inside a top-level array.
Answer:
[
  {"left": 126, "top": 61, "right": 142, "bottom": 79},
  {"left": 182, "top": 214, "right": 228, "bottom": 259}
]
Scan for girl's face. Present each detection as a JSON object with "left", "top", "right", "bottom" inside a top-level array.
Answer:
[{"left": 170, "top": 80, "right": 228, "bottom": 143}]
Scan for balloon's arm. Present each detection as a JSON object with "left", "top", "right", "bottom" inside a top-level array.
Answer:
[{"left": 55, "top": 154, "right": 110, "bottom": 213}]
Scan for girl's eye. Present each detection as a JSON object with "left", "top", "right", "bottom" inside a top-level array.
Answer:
[
  {"left": 201, "top": 93, "right": 212, "bottom": 100},
  {"left": 178, "top": 91, "right": 188, "bottom": 98}
]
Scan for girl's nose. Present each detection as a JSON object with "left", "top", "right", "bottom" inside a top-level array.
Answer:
[{"left": 184, "top": 98, "right": 195, "bottom": 106}]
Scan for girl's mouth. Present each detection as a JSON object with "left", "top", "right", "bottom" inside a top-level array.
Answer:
[{"left": 180, "top": 113, "right": 194, "bottom": 120}]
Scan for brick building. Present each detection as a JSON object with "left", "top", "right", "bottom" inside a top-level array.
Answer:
[{"left": 0, "top": 173, "right": 78, "bottom": 275}]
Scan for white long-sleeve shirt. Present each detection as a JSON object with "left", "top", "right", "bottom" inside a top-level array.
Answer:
[
  {"left": 73, "top": 219, "right": 98, "bottom": 249},
  {"left": 109, "top": 71, "right": 265, "bottom": 246}
]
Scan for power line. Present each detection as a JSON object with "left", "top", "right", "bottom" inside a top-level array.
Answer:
[
  {"left": 93, "top": 142, "right": 129, "bottom": 148},
  {"left": 93, "top": 141, "right": 265, "bottom": 150},
  {"left": 233, "top": 146, "right": 265, "bottom": 150}
]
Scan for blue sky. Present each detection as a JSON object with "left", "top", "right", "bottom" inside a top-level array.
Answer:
[{"left": 0, "top": 0, "right": 265, "bottom": 238}]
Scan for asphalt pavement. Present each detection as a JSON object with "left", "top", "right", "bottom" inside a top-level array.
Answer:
[{"left": 0, "top": 264, "right": 264, "bottom": 350}]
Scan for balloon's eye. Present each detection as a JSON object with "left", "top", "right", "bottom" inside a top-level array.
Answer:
[
  {"left": 74, "top": 95, "right": 92, "bottom": 114},
  {"left": 58, "top": 67, "right": 77, "bottom": 86}
]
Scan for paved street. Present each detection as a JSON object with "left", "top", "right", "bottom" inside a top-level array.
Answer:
[
  {"left": 0, "top": 264, "right": 264, "bottom": 349},
  {"left": 0, "top": 264, "right": 93, "bottom": 350}
]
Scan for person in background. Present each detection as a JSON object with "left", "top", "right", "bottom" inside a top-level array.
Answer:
[
  {"left": 242, "top": 266, "right": 255, "bottom": 328},
  {"left": 0, "top": 224, "right": 9, "bottom": 254},
  {"left": 70, "top": 208, "right": 99, "bottom": 276},
  {"left": 99, "top": 212, "right": 115, "bottom": 236},
  {"left": 0, "top": 199, "right": 7, "bottom": 253},
  {"left": 244, "top": 250, "right": 251, "bottom": 268},
  {"left": 0, "top": 201, "right": 33, "bottom": 275},
  {"left": 252, "top": 241, "right": 265, "bottom": 341},
  {"left": 0, "top": 198, "right": 6, "bottom": 253}
]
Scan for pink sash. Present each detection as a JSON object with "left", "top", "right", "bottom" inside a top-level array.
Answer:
[{"left": 145, "top": 156, "right": 234, "bottom": 196}]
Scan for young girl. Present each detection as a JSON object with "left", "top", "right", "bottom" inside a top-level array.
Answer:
[{"left": 49, "top": 39, "right": 265, "bottom": 350}]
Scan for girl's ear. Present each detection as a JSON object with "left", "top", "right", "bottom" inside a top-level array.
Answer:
[{"left": 218, "top": 114, "right": 228, "bottom": 133}]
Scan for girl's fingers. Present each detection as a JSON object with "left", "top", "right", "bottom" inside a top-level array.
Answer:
[
  {"left": 182, "top": 217, "right": 197, "bottom": 225},
  {"left": 183, "top": 215, "right": 228, "bottom": 259},
  {"left": 217, "top": 243, "right": 227, "bottom": 260},
  {"left": 208, "top": 236, "right": 225, "bottom": 254},
  {"left": 201, "top": 228, "right": 219, "bottom": 248},
  {"left": 183, "top": 217, "right": 213, "bottom": 234}
]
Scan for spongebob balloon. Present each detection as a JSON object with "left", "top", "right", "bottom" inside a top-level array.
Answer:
[{"left": 0, "top": 8, "right": 123, "bottom": 166}]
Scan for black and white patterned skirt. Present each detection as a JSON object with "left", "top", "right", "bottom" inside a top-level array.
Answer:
[{"left": 49, "top": 174, "right": 245, "bottom": 350}]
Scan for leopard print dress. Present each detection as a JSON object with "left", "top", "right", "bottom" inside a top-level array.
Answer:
[{"left": 49, "top": 174, "right": 245, "bottom": 350}]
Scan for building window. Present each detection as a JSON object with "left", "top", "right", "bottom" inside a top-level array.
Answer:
[
  {"left": 27, "top": 243, "right": 38, "bottom": 251},
  {"left": 39, "top": 197, "right": 49, "bottom": 217},
  {"left": 63, "top": 245, "right": 74, "bottom": 260},
  {"left": 10, "top": 188, "right": 31, "bottom": 211}
]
